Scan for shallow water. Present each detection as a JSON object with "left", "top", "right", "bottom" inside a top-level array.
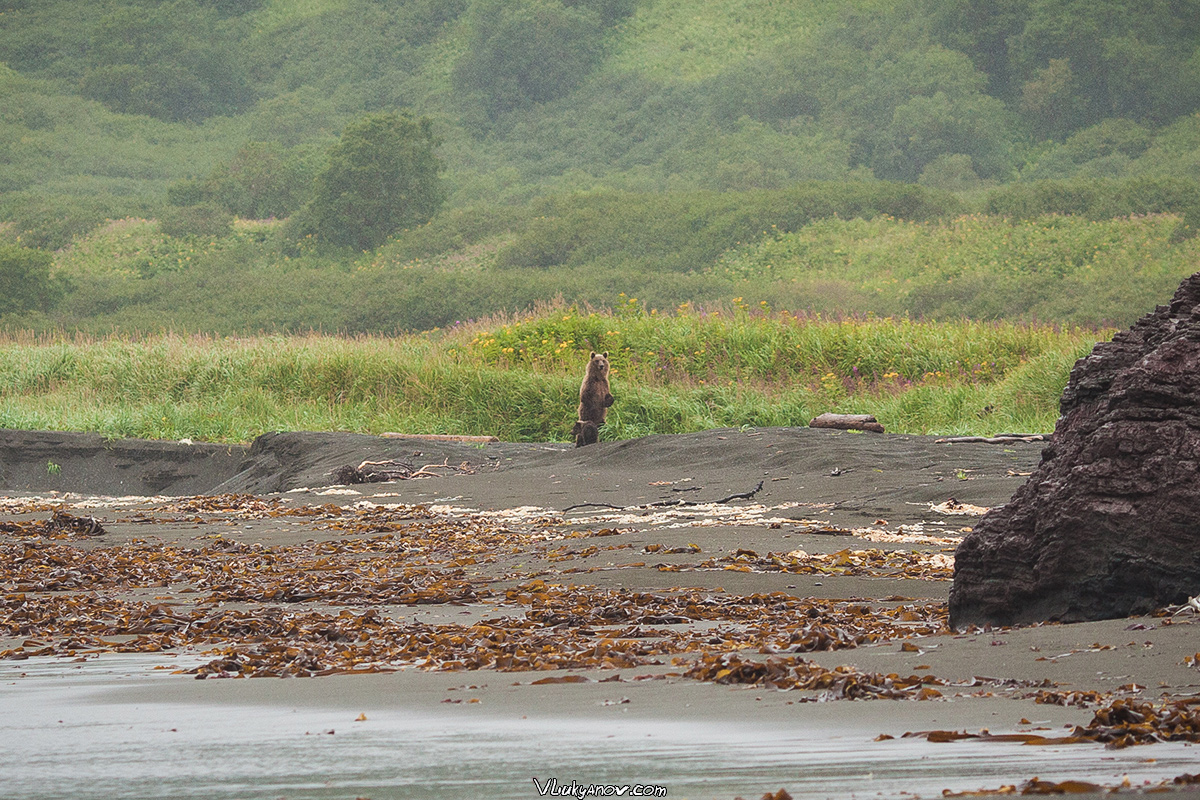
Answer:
[{"left": 1, "top": 655, "right": 1196, "bottom": 800}]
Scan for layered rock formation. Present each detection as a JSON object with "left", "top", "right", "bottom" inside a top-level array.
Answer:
[{"left": 950, "top": 273, "right": 1200, "bottom": 627}]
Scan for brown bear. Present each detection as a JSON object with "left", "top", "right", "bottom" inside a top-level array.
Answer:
[
  {"left": 572, "top": 419, "right": 599, "bottom": 447},
  {"left": 575, "top": 351, "right": 613, "bottom": 446}
]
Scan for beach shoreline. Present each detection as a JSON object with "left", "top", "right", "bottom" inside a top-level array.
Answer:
[{"left": 2, "top": 427, "right": 1198, "bottom": 798}]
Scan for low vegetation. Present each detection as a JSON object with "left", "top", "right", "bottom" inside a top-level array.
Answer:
[
  {"left": 0, "top": 308, "right": 1104, "bottom": 443},
  {"left": 717, "top": 209, "right": 1200, "bottom": 324},
  {"left": 12, "top": 184, "right": 1196, "bottom": 336}
]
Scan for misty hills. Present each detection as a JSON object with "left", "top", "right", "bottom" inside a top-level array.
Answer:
[{"left": 2, "top": 0, "right": 1199, "bottom": 225}]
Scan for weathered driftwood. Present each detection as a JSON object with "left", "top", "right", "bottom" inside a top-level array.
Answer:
[
  {"left": 330, "top": 458, "right": 473, "bottom": 485},
  {"left": 809, "top": 413, "right": 885, "bottom": 433},
  {"left": 379, "top": 433, "right": 499, "bottom": 443},
  {"left": 562, "top": 481, "right": 765, "bottom": 513},
  {"left": 560, "top": 501, "right": 623, "bottom": 512},
  {"left": 936, "top": 434, "right": 1047, "bottom": 444},
  {"left": 713, "top": 480, "right": 764, "bottom": 503}
]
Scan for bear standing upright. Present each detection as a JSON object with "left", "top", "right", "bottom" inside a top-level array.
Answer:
[{"left": 575, "top": 351, "right": 613, "bottom": 446}]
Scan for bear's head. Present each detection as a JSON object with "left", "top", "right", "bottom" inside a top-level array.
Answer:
[
  {"left": 587, "top": 351, "right": 610, "bottom": 378},
  {"left": 572, "top": 419, "right": 599, "bottom": 447}
]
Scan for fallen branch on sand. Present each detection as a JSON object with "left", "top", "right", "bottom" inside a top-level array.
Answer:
[
  {"left": 810, "top": 413, "right": 885, "bottom": 433},
  {"left": 935, "top": 434, "right": 1047, "bottom": 444},
  {"left": 330, "top": 459, "right": 475, "bottom": 485},
  {"left": 379, "top": 433, "right": 499, "bottom": 443},
  {"left": 714, "top": 481, "right": 765, "bottom": 503},
  {"left": 563, "top": 481, "right": 765, "bottom": 513},
  {"left": 560, "top": 502, "right": 624, "bottom": 512}
]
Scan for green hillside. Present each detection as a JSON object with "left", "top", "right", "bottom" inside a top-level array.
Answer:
[{"left": 2, "top": 0, "right": 1200, "bottom": 334}]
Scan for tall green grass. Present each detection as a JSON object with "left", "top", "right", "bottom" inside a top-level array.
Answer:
[{"left": 0, "top": 308, "right": 1105, "bottom": 443}]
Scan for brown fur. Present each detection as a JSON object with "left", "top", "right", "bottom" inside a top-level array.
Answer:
[
  {"left": 572, "top": 419, "right": 599, "bottom": 447},
  {"left": 576, "top": 351, "right": 614, "bottom": 435}
]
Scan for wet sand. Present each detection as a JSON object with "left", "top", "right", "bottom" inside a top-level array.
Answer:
[{"left": 2, "top": 427, "right": 1199, "bottom": 799}]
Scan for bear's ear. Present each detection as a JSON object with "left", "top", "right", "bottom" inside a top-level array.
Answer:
[
  {"left": 590, "top": 351, "right": 597, "bottom": 358},
  {"left": 601, "top": 351, "right": 608, "bottom": 358}
]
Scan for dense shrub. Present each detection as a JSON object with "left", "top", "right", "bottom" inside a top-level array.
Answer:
[
  {"left": 302, "top": 114, "right": 445, "bottom": 251},
  {"left": 932, "top": 0, "right": 1200, "bottom": 136},
  {"left": 453, "top": 0, "right": 604, "bottom": 121},
  {"left": 985, "top": 177, "right": 1200, "bottom": 236},
  {"left": 6, "top": 0, "right": 1200, "bottom": 235},
  {"left": 203, "top": 141, "right": 314, "bottom": 220},
  {"left": 0, "top": 193, "right": 156, "bottom": 251},
  {"left": 0, "top": 243, "right": 60, "bottom": 314},
  {"left": 494, "top": 182, "right": 962, "bottom": 271},
  {"left": 1021, "top": 119, "right": 1154, "bottom": 180},
  {"left": 563, "top": 0, "right": 638, "bottom": 27},
  {"left": 707, "top": 10, "right": 1018, "bottom": 182},
  {"left": 76, "top": 2, "right": 253, "bottom": 122},
  {"left": 718, "top": 212, "right": 1200, "bottom": 327},
  {"left": 158, "top": 203, "right": 233, "bottom": 240},
  {"left": 166, "top": 180, "right": 206, "bottom": 208}
]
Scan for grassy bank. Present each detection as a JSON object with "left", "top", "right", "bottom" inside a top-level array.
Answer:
[{"left": 0, "top": 308, "right": 1105, "bottom": 443}]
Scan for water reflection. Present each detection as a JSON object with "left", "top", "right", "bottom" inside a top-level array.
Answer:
[{"left": 2, "top": 655, "right": 1195, "bottom": 799}]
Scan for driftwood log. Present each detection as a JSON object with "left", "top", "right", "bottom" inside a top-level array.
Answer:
[
  {"left": 330, "top": 459, "right": 473, "bottom": 485},
  {"left": 809, "top": 413, "right": 885, "bottom": 433},
  {"left": 936, "top": 434, "right": 1047, "bottom": 444},
  {"left": 379, "top": 433, "right": 498, "bottom": 443},
  {"left": 562, "top": 481, "right": 765, "bottom": 513}
]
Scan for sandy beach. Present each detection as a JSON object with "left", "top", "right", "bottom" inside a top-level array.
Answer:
[{"left": 2, "top": 427, "right": 1199, "bottom": 799}]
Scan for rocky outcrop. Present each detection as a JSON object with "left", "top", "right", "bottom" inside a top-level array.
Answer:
[{"left": 950, "top": 273, "right": 1200, "bottom": 627}]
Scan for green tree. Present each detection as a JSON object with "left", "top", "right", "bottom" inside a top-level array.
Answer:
[
  {"left": 918, "top": 153, "right": 983, "bottom": 190},
  {"left": 205, "top": 141, "right": 314, "bottom": 220},
  {"left": 1022, "top": 118, "right": 1152, "bottom": 179},
  {"left": 453, "top": 0, "right": 603, "bottom": 120},
  {"left": 1018, "top": 57, "right": 1088, "bottom": 140},
  {"left": 77, "top": 2, "right": 252, "bottom": 122},
  {"left": 0, "top": 243, "right": 60, "bottom": 314},
  {"left": 883, "top": 88, "right": 1013, "bottom": 181},
  {"left": 939, "top": 0, "right": 1200, "bottom": 136},
  {"left": 928, "top": 0, "right": 1030, "bottom": 99},
  {"left": 306, "top": 114, "right": 445, "bottom": 251},
  {"left": 159, "top": 202, "right": 233, "bottom": 240}
]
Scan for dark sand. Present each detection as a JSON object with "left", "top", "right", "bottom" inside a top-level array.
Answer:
[{"left": 2, "top": 427, "right": 1199, "bottom": 799}]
